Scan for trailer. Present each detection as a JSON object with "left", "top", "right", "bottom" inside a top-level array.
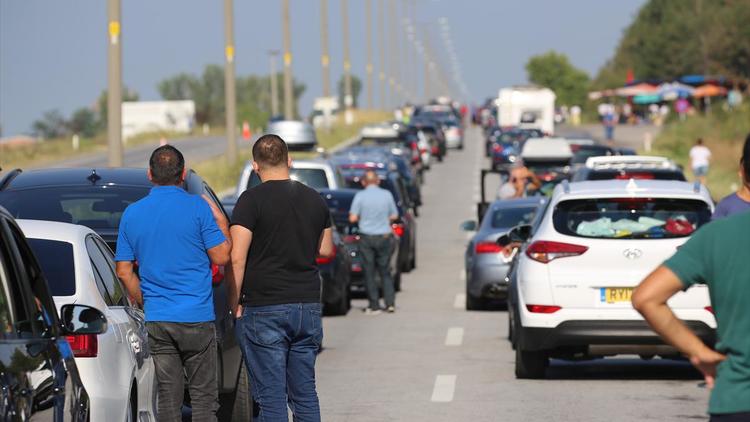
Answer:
[{"left": 496, "top": 86, "right": 556, "bottom": 135}]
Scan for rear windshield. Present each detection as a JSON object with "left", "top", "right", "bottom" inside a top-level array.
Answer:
[
  {"left": 553, "top": 198, "right": 711, "bottom": 239},
  {"left": 571, "top": 149, "right": 614, "bottom": 164},
  {"left": 247, "top": 168, "right": 329, "bottom": 190},
  {"left": 0, "top": 186, "right": 149, "bottom": 230},
  {"left": 588, "top": 170, "right": 686, "bottom": 181},
  {"left": 26, "top": 239, "right": 76, "bottom": 296},
  {"left": 490, "top": 206, "right": 537, "bottom": 229}
]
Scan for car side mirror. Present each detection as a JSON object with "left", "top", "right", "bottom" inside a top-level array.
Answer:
[
  {"left": 508, "top": 224, "right": 532, "bottom": 243},
  {"left": 60, "top": 304, "right": 107, "bottom": 335},
  {"left": 460, "top": 220, "right": 477, "bottom": 231},
  {"left": 496, "top": 234, "right": 511, "bottom": 247}
]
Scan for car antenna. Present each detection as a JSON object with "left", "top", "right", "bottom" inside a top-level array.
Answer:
[{"left": 87, "top": 169, "right": 101, "bottom": 184}]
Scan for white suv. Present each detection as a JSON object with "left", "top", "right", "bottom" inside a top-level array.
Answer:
[{"left": 508, "top": 179, "right": 716, "bottom": 378}]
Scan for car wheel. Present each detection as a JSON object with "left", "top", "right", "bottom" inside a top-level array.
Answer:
[
  {"left": 465, "top": 292, "right": 484, "bottom": 311},
  {"left": 410, "top": 251, "right": 416, "bottom": 271},
  {"left": 394, "top": 270, "right": 402, "bottom": 292},
  {"left": 324, "top": 289, "right": 350, "bottom": 316},
  {"left": 458, "top": 143, "right": 464, "bottom": 150},
  {"left": 515, "top": 347, "right": 548, "bottom": 379},
  {"left": 218, "top": 364, "right": 253, "bottom": 421},
  {"left": 126, "top": 393, "right": 135, "bottom": 422}
]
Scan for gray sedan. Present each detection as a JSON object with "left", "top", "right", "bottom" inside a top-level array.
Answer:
[{"left": 461, "top": 197, "right": 545, "bottom": 310}]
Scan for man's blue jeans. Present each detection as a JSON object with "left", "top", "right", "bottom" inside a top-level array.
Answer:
[{"left": 236, "top": 302, "right": 323, "bottom": 422}]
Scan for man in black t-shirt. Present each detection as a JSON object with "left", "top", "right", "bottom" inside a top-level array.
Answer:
[{"left": 229, "top": 134, "right": 334, "bottom": 422}]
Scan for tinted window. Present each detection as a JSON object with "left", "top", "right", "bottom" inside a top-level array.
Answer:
[
  {"left": 26, "top": 239, "right": 76, "bottom": 297},
  {"left": 571, "top": 148, "right": 615, "bottom": 164},
  {"left": 247, "top": 171, "right": 263, "bottom": 189},
  {"left": 490, "top": 207, "right": 537, "bottom": 229},
  {"left": 588, "top": 170, "right": 686, "bottom": 181},
  {"left": 0, "top": 186, "right": 149, "bottom": 230},
  {"left": 86, "top": 237, "right": 125, "bottom": 306},
  {"left": 553, "top": 198, "right": 711, "bottom": 239},
  {"left": 0, "top": 257, "right": 16, "bottom": 337},
  {"left": 290, "top": 168, "right": 329, "bottom": 189}
]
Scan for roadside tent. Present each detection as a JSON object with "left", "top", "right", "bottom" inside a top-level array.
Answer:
[
  {"left": 633, "top": 94, "right": 661, "bottom": 104},
  {"left": 658, "top": 82, "right": 695, "bottom": 101},
  {"left": 616, "top": 83, "right": 658, "bottom": 97},
  {"left": 692, "top": 84, "right": 727, "bottom": 98}
]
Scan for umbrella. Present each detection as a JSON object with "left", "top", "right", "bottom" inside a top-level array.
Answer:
[
  {"left": 633, "top": 94, "right": 661, "bottom": 104},
  {"left": 693, "top": 84, "right": 727, "bottom": 98},
  {"left": 616, "top": 83, "right": 658, "bottom": 97},
  {"left": 657, "top": 82, "right": 695, "bottom": 101}
]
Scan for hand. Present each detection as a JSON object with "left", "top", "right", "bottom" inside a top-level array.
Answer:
[
  {"left": 234, "top": 304, "right": 243, "bottom": 320},
  {"left": 202, "top": 194, "right": 228, "bottom": 225},
  {"left": 689, "top": 348, "right": 726, "bottom": 389}
]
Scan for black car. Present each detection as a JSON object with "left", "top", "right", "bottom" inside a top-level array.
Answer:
[
  {"left": 0, "top": 205, "right": 108, "bottom": 421},
  {"left": 319, "top": 188, "right": 402, "bottom": 292},
  {"left": 0, "top": 168, "right": 252, "bottom": 420},
  {"left": 317, "top": 213, "right": 353, "bottom": 316}
]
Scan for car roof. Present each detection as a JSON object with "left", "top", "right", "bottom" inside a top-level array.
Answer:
[
  {"left": 521, "top": 138, "right": 573, "bottom": 159},
  {"left": 585, "top": 155, "right": 677, "bottom": 169},
  {"left": 291, "top": 159, "right": 334, "bottom": 170},
  {"left": 319, "top": 188, "right": 359, "bottom": 199},
  {"left": 2, "top": 168, "right": 151, "bottom": 190},
  {"left": 360, "top": 124, "right": 399, "bottom": 138},
  {"left": 490, "top": 197, "right": 546, "bottom": 210},
  {"left": 17, "top": 219, "right": 95, "bottom": 242},
  {"left": 552, "top": 180, "right": 713, "bottom": 204}
]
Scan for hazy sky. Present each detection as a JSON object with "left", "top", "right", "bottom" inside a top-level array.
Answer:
[{"left": 0, "top": 0, "right": 646, "bottom": 136}]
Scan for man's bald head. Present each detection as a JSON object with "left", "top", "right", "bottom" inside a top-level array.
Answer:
[{"left": 362, "top": 170, "right": 380, "bottom": 186}]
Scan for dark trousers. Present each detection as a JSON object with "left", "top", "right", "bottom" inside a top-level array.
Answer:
[
  {"left": 711, "top": 413, "right": 750, "bottom": 422},
  {"left": 236, "top": 303, "right": 323, "bottom": 422},
  {"left": 359, "top": 233, "right": 395, "bottom": 309},
  {"left": 146, "top": 321, "right": 218, "bottom": 422}
]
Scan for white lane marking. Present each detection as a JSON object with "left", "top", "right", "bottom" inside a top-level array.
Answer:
[
  {"left": 459, "top": 270, "right": 466, "bottom": 282},
  {"left": 445, "top": 327, "right": 464, "bottom": 346},
  {"left": 454, "top": 293, "right": 465, "bottom": 309},
  {"left": 431, "top": 375, "right": 457, "bottom": 402},
  {"left": 472, "top": 193, "right": 479, "bottom": 202}
]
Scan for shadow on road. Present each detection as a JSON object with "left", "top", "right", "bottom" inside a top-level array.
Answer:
[{"left": 546, "top": 357, "right": 704, "bottom": 381}]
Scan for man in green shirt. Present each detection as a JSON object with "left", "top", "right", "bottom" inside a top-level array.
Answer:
[{"left": 633, "top": 212, "right": 750, "bottom": 420}]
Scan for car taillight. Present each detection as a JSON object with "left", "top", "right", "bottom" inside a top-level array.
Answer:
[
  {"left": 526, "top": 304, "right": 562, "bottom": 314},
  {"left": 525, "top": 241, "right": 588, "bottom": 263},
  {"left": 343, "top": 235, "right": 359, "bottom": 243},
  {"left": 66, "top": 334, "right": 98, "bottom": 358},
  {"left": 351, "top": 263, "right": 363, "bottom": 273},
  {"left": 705, "top": 306, "right": 714, "bottom": 314},
  {"left": 211, "top": 264, "right": 224, "bottom": 284},
  {"left": 316, "top": 246, "right": 337, "bottom": 265},
  {"left": 391, "top": 223, "right": 405, "bottom": 238},
  {"left": 492, "top": 143, "right": 503, "bottom": 152},
  {"left": 431, "top": 145, "right": 439, "bottom": 154},
  {"left": 615, "top": 172, "right": 655, "bottom": 180},
  {"left": 475, "top": 241, "right": 502, "bottom": 254}
]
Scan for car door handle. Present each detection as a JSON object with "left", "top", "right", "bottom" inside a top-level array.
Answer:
[{"left": 52, "top": 386, "right": 66, "bottom": 396}]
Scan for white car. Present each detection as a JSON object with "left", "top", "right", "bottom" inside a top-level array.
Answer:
[
  {"left": 508, "top": 180, "right": 716, "bottom": 378},
  {"left": 236, "top": 158, "right": 345, "bottom": 195},
  {"left": 18, "top": 220, "right": 156, "bottom": 422}
]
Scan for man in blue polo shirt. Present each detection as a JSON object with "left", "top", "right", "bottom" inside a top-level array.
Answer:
[{"left": 115, "top": 145, "right": 231, "bottom": 422}]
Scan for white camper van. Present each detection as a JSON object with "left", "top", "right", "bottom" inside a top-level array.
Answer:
[{"left": 496, "top": 86, "right": 556, "bottom": 135}]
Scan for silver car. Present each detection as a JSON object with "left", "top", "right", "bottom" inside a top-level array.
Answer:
[
  {"left": 462, "top": 197, "right": 544, "bottom": 310},
  {"left": 267, "top": 120, "right": 318, "bottom": 151}
]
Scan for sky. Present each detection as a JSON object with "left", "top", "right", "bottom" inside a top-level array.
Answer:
[{"left": 0, "top": 0, "right": 646, "bottom": 136}]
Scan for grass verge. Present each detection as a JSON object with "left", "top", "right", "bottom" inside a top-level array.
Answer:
[
  {"left": 195, "top": 110, "right": 392, "bottom": 194},
  {"left": 650, "top": 103, "right": 750, "bottom": 199}
]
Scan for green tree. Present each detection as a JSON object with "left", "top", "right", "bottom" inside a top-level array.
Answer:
[
  {"left": 525, "top": 51, "right": 590, "bottom": 106},
  {"left": 68, "top": 107, "right": 99, "bottom": 137},
  {"left": 31, "top": 110, "right": 69, "bottom": 139},
  {"left": 96, "top": 87, "right": 140, "bottom": 130},
  {"left": 157, "top": 72, "right": 199, "bottom": 100},
  {"left": 337, "top": 74, "right": 362, "bottom": 108}
]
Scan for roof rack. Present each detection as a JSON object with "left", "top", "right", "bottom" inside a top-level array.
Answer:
[
  {"left": 585, "top": 155, "right": 676, "bottom": 170},
  {"left": 0, "top": 168, "right": 22, "bottom": 190}
]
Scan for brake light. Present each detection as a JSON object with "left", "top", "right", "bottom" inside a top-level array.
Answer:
[
  {"left": 343, "top": 235, "right": 359, "bottom": 243},
  {"left": 525, "top": 241, "right": 588, "bottom": 263},
  {"left": 431, "top": 146, "right": 439, "bottom": 155},
  {"left": 492, "top": 143, "right": 503, "bottom": 152},
  {"left": 615, "top": 173, "right": 655, "bottom": 180},
  {"left": 526, "top": 304, "right": 561, "bottom": 313},
  {"left": 391, "top": 223, "right": 405, "bottom": 238},
  {"left": 316, "top": 246, "right": 337, "bottom": 265},
  {"left": 705, "top": 306, "right": 714, "bottom": 315},
  {"left": 351, "top": 263, "right": 363, "bottom": 273},
  {"left": 66, "top": 334, "right": 98, "bottom": 358},
  {"left": 475, "top": 241, "right": 502, "bottom": 254},
  {"left": 211, "top": 264, "right": 224, "bottom": 284}
]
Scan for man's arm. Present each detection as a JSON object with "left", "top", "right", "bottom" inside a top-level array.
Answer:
[
  {"left": 228, "top": 225, "right": 253, "bottom": 318},
  {"left": 348, "top": 193, "right": 361, "bottom": 224},
  {"left": 632, "top": 266, "right": 725, "bottom": 387},
  {"left": 318, "top": 228, "right": 335, "bottom": 257},
  {"left": 202, "top": 195, "right": 232, "bottom": 265},
  {"left": 116, "top": 261, "right": 143, "bottom": 307}
]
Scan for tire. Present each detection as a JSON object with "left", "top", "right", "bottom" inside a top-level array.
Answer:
[
  {"left": 394, "top": 270, "right": 402, "bottom": 292},
  {"left": 218, "top": 364, "right": 253, "bottom": 422},
  {"left": 126, "top": 393, "right": 135, "bottom": 422},
  {"left": 515, "top": 347, "right": 548, "bottom": 379},
  {"left": 324, "top": 288, "right": 350, "bottom": 316},
  {"left": 409, "top": 249, "right": 416, "bottom": 271},
  {"left": 465, "top": 290, "right": 484, "bottom": 311}
]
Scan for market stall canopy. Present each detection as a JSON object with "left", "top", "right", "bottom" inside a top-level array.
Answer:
[
  {"left": 633, "top": 94, "right": 662, "bottom": 104},
  {"left": 692, "top": 84, "right": 727, "bottom": 98},
  {"left": 657, "top": 82, "right": 695, "bottom": 101},
  {"left": 615, "top": 83, "right": 658, "bottom": 97}
]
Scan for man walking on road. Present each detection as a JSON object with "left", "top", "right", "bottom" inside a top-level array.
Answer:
[
  {"left": 632, "top": 210, "right": 750, "bottom": 420},
  {"left": 690, "top": 138, "right": 712, "bottom": 185},
  {"left": 115, "top": 145, "right": 232, "bottom": 421},
  {"left": 229, "top": 134, "right": 334, "bottom": 422},
  {"left": 349, "top": 170, "right": 399, "bottom": 314}
]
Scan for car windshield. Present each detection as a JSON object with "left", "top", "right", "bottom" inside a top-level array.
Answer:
[
  {"left": 26, "top": 239, "right": 76, "bottom": 296},
  {"left": 0, "top": 186, "right": 149, "bottom": 230},
  {"left": 490, "top": 206, "right": 537, "bottom": 229},
  {"left": 290, "top": 168, "right": 329, "bottom": 189},
  {"left": 553, "top": 198, "right": 711, "bottom": 239},
  {"left": 571, "top": 148, "right": 614, "bottom": 164},
  {"left": 588, "top": 170, "right": 686, "bottom": 181}
]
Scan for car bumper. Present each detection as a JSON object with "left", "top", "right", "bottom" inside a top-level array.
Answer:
[
  {"left": 445, "top": 136, "right": 462, "bottom": 148},
  {"left": 518, "top": 320, "right": 716, "bottom": 353},
  {"left": 468, "top": 263, "right": 510, "bottom": 299}
]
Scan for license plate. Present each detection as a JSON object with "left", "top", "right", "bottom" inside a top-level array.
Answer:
[{"left": 600, "top": 287, "right": 633, "bottom": 304}]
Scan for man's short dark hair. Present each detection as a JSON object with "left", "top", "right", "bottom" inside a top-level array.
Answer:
[
  {"left": 149, "top": 145, "right": 185, "bottom": 185},
  {"left": 253, "top": 134, "right": 288, "bottom": 169},
  {"left": 742, "top": 133, "right": 750, "bottom": 182}
]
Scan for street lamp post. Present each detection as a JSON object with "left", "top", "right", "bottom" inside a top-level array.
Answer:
[
  {"left": 282, "top": 0, "right": 294, "bottom": 119},
  {"left": 378, "top": 0, "right": 386, "bottom": 110},
  {"left": 320, "top": 0, "right": 331, "bottom": 98},
  {"left": 366, "top": 0, "right": 373, "bottom": 109},
  {"left": 268, "top": 50, "right": 280, "bottom": 117},
  {"left": 107, "top": 0, "right": 123, "bottom": 167},
  {"left": 341, "top": 0, "right": 353, "bottom": 123},
  {"left": 223, "top": 0, "right": 238, "bottom": 163}
]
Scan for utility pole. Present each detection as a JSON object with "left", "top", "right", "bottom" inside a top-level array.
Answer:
[
  {"left": 107, "top": 0, "right": 123, "bottom": 167},
  {"left": 388, "top": 0, "right": 397, "bottom": 108},
  {"left": 365, "top": 0, "right": 373, "bottom": 109},
  {"left": 268, "top": 50, "right": 280, "bottom": 117},
  {"left": 378, "top": 0, "right": 386, "bottom": 110},
  {"left": 411, "top": 0, "right": 418, "bottom": 101},
  {"left": 341, "top": 0, "right": 353, "bottom": 110},
  {"left": 282, "top": 0, "right": 294, "bottom": 119},
  {"left": 223, "top": 0, "right": 238, "bottom": 162},
  {"left": 423, "top": 26, "right": 431, "bottom": 102},
  {"left": 320, "top": 0, "right": 331, "bottom": 98}
]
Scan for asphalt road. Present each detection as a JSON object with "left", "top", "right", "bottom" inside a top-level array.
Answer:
[{"left": 315, "top": 125, "right": 707, "bottom": 422}]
